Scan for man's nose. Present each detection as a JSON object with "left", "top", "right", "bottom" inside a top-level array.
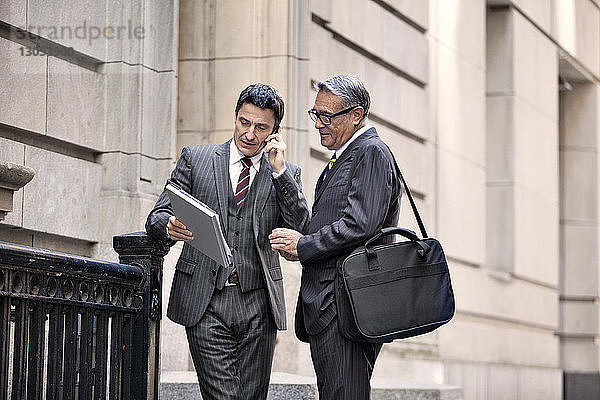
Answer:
[
  {"left": 315, "top": 118, "right": 325, "bottom": 129},
  {"left": 246, "top": 126, "right": 257, "bottom": 139}
]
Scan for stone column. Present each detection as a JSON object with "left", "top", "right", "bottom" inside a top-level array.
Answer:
[
  {"left": 559, "top": 81, "right": 600, "bottom": 400},
  {"left": 0, "top": 162, "right": 35, "bottom": 221},
  {"left": 177, "top": 0, "right": 310, "bottom": 166}
]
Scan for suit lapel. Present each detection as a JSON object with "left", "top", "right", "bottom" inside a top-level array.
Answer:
[
  {"left": 252, "top": 154, "right": 273, "bottom": 240},
  {"left": 314, "top": 128, "right": 377, "bottom": 205},
  {"left": 213, "top": 141, "right": 231, "bottom": 235}
]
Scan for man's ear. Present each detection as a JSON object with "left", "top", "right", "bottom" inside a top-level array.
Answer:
[{"left": 351, "top": 107, "right": 365, "bottom": 126}]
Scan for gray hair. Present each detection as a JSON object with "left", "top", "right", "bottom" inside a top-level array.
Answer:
[{"left": 316, "top": 75, "right": 370, "bottom": 122}]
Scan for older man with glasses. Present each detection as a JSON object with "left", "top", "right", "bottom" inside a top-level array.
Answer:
[{"left": 270, "top": 75, "right": 403, "bottom": 399}]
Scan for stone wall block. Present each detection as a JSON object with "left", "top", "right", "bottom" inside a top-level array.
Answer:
[
  {"left": 517, "top": 367, "right": 562, "bottom": 399},
  {"left": 105, "top": 0, "right": 143, "bottom": 64},
  {"left": 487, "top": 364, "right": 519, "bottom": 400},
  {"left": 435, "top": 42, "right": 486, "bottom": 166},
  {"left": 47, "top": 57, "right": 105, "bottom": 151},
  {"left": 486, "top": 8, "right": 514, "bottom": 93},
  {"left": 0, "top": 37, "right": 46, "bottom": 134},
  {"left": 179, "top": 0, "right": 216, "bottom": 60},
  {"left": 98, "top": 195, "right": 154, "bottom": 247},
  {"left": 486, "top": 96, "right": 514, "bottom": 182},
  {"left": 327, "top": 0, "right": 428, "bottom": 85},
  {"left": 378, "top": 0, "right": 428, "bottom": 29},
  {"left": 150, "top": 158, "right": 176, "bottom": 197},
  {"left": 28, "top": 0, "right": 106, "bottom": 60},
  {"left": 486, "top": 185, "right": 514, "bottom": 271},
  {"left": 309, "top": 23, "right": 429, "bottom": 141},
  {"left": 437, "top": 150, "right": 486, "bottom": 265},
  {"left": 513, "top": 0, "right": 553, "bottom": 34},
  {"left": 560, "top": 83, "right": 599, "bottom": 149},
  {"left": 561, "top": 224, "right": 599, "bottom": 297},
  {"left": 560, "top": 301, "right": 599, "bottom": 336},
  {"left": 177, "top": 60, "right": 215, "bottom": 133},
  {"left": 560, "top": 339, "right": 600, "bottom": 372},
  {"left": 445, "top": 361, "right": 561, "bottom": 400},
  {"left": 430, "top": 0, "right": 485, "bottom": 69},
  {"left": 451, "top": 262, "right": 558, "bottom": 328},
  {"left": 513, "top": 98, "right": 559, "bottom": 198},
  {"left": 514, "top": 187, "right": 559, "bottom": 285},
  {"left": 142, "top": 0, "right": 176, "bottom": 72},
  {"left": 32, "top": 232, "right": 92, "bottom": 257},
  {"left": 376, "top": 125, "right": 433, "bottom": 196},
  {"left": 560, "top": 150, "right": 598, "bottom": 222},
  {"left": 553, "top": 0, "right": 600, "bottom": 77},
  {"left": 439, "top": 316, "right": 559, "bottom": 367},
  {"left": 373, "top": 357, "right": 444, "bottom": 383},
  {"left": 100, "top": 152, "right": 140, "bottom": 193},
  {"left": 215, "top": 0, "right": 291, "bottom": 58},
  {"left": 159, "top": 241, "right": 190, "bottom": 371},
  {"left": 272, "top": 259, "right": 303, "bottom": 373},
  {"left": 23, "top": 147, "right": 101, "bottom": 242},
  {"left": 513, "top": 10, "right": 558, "bottom": 121},
  {"left": 213, "top": 58, "right": 290, "bottom": 131},
  {"left": 141, "top": 70, "right": 176, "bottom": 159},
  {"left": 103, "top": 63, "right": 142, "bottom": 153},
  {"left": 0, "top": 0, "right": 26, "bottom": 28}
]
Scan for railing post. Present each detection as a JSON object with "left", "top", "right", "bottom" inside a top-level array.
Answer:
[{"left": 113, "top": 232, "right": 168, "bottom": 400}]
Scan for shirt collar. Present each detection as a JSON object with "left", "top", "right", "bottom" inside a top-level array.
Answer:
[
  {"left": 230, "top": 140, "right": 263, "bottom": 169},
  {"left": 335, "top": 125, "right": 371, "bottom": 157}
]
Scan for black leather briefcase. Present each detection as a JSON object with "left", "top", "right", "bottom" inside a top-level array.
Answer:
[
  {"left": 335, "top": 227, "right": 455, "bottom": 343},
  {"left": 335, "top": 152, "right": 455, "bottom": 343}
]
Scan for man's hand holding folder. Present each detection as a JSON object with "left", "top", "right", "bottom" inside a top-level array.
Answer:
[{"left": 167, "top": 215, "right": 194, "bottom": 242}]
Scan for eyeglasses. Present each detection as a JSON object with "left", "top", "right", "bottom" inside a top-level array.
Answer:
[{"left": 307, "top": 106, "right": 357, "bottom": 126}]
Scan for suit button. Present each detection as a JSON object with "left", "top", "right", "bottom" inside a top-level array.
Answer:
[
  {"left": 234, "top": 245, "right": 239, "bottom": 251},
  {"left": 235, "top": 231, "right": 240, "bottom": 236},
  {"left": 211, "top": 270, "right": 216, "bottom": 276}
]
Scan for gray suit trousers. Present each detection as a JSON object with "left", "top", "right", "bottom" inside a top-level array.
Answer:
[
  {"left": 186, "top": 286, "right": 276, "bottom": 400},
  {"left": 309, "top": 318, "right": 382, "bottom": 400}
]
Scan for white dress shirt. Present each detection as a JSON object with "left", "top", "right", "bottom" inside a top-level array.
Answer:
[{"left": 229, "top": 140, "right": 263, "bottom": 193}]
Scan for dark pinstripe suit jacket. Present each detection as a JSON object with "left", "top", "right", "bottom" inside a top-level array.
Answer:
[
  {"left": 146, "top": 141, "right": 310, "bottom": 330},
  {"left": 295, "top": 128, "right": 402, "bottom": 341}
]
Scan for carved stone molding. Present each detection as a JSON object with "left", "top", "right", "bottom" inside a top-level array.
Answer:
[{"left": 0, "top": 161, "right": 35, "bottom": 221}]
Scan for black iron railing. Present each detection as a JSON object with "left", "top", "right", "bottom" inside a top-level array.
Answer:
[{"left": 0, "top": 232, "right": 167, "bottom": 400}]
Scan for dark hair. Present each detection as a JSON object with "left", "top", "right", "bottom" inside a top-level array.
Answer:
[
  {"left": 235, "top": 83, "right": 285, "bottom": 133},
  {"left": 316, "top": 75, "right": 370, "bottom": 122}
]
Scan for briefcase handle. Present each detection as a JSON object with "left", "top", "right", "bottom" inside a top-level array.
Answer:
[{"left": 364, "top": 227, "right": 431, "bottom": 271}]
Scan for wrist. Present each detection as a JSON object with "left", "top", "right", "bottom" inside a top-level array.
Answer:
[{"left": 272, "top": 165, "right": 287, "bottom": 178}]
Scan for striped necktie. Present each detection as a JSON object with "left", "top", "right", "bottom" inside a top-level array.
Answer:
[{"left": 234, "top": 157, "right": 252, "bottom": 208}]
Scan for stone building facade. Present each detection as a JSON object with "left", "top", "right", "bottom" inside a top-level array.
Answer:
[{"left": 1, "top": 1, "right": 600, "bottom": 399}]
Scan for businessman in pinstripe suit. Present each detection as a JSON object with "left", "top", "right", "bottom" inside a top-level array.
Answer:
[
  {"left": 146, "top": 84, "right": 310, "bottom": 400},
  {"left": 270, "top": 75, "right": 402, "bottom": 399}
]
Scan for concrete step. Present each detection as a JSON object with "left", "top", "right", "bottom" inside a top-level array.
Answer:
[{"left": 160, "top": 371, "right": 463, "bottom": 399}]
